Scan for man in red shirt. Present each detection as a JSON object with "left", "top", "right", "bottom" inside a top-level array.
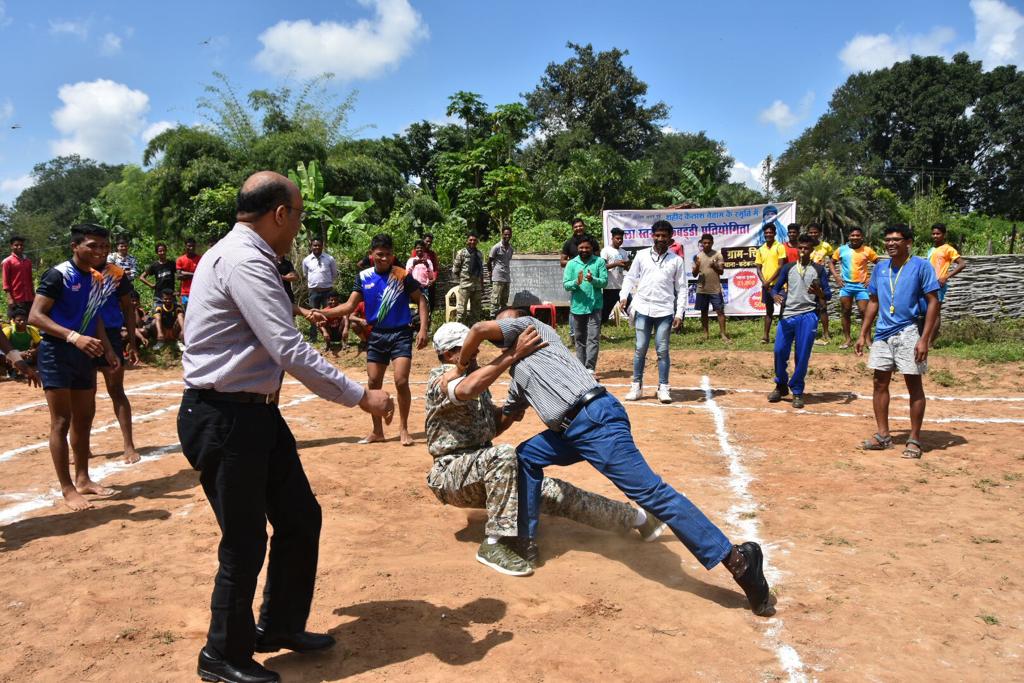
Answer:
[
  {"left": 410, "top": 232, "right": 440, "bottom": 308},
  {"left": 784, "top": 223, "right": 800, "bottom": 263},
  {"left": 2, "top": 236, "right": 34, "bottom": 319},
  {"left": 176, "top": 237, "right": 201, "bottom": 308}
]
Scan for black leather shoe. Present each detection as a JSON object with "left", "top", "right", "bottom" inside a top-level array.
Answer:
[
  {"left": 197, "top": 648, "right": 280, "bottom": 683},
  {"left": 254, "top": 626, "right": 336, "bottom": 653}
]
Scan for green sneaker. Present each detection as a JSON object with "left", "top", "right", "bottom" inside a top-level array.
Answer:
[
  {"left": 637, "top": 512, "right": 667, "bottom": 542},
  {"left": 476, "top": 541, "right": 533, "bottom": 576}
]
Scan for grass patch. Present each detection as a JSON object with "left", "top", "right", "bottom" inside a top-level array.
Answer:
[
  {"left": 933, "top": 317, "right": 1024, "bottom": 363},
  {"left": 977, "top": 613, "right": 1000, "bottom": 626},
  {"left": 1003, "top": 472, "right": 1022, "bottom": 481},
  {"left": 974, "top": 478, "right": 999, "bottom": 493},
  {"left": 822, "top": 534, "right": 853, "bottom": 547},
  {"left": 971, "top": 536, "right": 1001, "bottom": 544},
  {"left": 153, "top": 630, "right": 180, "bottom": 645},
  {"left": 930, "top": 368, "right": 957, "bottom": 387}
]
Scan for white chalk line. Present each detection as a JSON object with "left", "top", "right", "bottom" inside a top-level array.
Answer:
[
  {"left": 0, "top": 393, "right": 320, "bottom": 525},
  {"left": 700, "top": 375, "right": 808, "bottom": 683},
  {"left": 0, "top": 379, "right": 185, "bottom": 418}
]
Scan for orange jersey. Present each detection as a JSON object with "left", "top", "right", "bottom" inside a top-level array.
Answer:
[{"left": 928, "top": 244, "right": 960, "bottom": 280}]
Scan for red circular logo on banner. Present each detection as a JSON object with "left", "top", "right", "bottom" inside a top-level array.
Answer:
[
  {"left": 732, "top": 270, "right": 758, "bottom": 289},
  {"left": 748, "top": 287, "right": 766, "bottom": 311}
]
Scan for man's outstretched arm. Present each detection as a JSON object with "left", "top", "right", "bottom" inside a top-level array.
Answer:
[
  {"left": 457, "top": 320, "right": 508, "bottom": 367},
  {"left": 446, "top": 325, "right": 546, "bottom": 402}
]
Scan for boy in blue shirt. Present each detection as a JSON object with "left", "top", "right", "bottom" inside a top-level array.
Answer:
[
  {"left": 855, "top": 224, "right": 939, "bottom": 458},
  {"left": 29, "top": 224, "right": 121, "bottom": 511},
  {"left": 319, "top": 234, "right": 429, "bottom": 446},
  {"left": 96, "top": 246, "right": 141, "bottom": 463}
]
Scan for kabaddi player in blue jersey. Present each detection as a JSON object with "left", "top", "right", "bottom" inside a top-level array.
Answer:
[{"left": 29, "top": 224, "right": 121, "bottom": 511}]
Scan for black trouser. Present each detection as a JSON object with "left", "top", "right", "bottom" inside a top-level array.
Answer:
[
  {"left": 178, "top": 391, "right": 322, "bottom": 664},
  {"left": 307, "top": 289, "right": 332, "bottom": 340},
  {"left": 601, "top": 289, "right": 620, "bottom": 324}
]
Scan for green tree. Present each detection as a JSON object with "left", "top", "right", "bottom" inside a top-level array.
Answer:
[
  {"left": 524, "top": 42, "right": 668, "bottom": 160},
  {"left": 790, "top": 164, "right": 866, "bottom": 242},
  {"left": 14, "top": 155, "right": 124, "bottom": 231}
]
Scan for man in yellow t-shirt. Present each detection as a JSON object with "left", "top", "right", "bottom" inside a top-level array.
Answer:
[
  {"left": 926, "top": 223, "right": 966, "bottom": 345},
  {"left": 755, "top": 223, "right": 788, "bottom": 344},
  {"left": 807, "top": 223, "right": 835, "bottom": 345}
]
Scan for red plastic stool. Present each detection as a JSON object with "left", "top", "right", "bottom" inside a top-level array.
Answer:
[{"left": 529, "top": 303, "right": 558, "bottom": 328}]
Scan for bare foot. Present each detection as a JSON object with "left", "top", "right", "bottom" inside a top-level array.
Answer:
[
  {"left": 123, "top": 448, "right": 141, "bottom": 464},
  {"left": 357, "top": 433, "right": 386, "bottom": 445},
  {"left": 62, "top": 486, "right": 94, "bottom": 511},
  {"left": 75, "top": 478, "right": 115, "bottom": 497},
  {"left": 400, "top": 429, "right": 414, "bottom": 447}
]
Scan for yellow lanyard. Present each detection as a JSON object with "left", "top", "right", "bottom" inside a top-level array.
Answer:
[{"left": 887, "top": 261, "right": 904, "bottom": 314}]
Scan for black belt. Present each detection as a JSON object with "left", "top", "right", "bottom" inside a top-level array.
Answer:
[
  {"left": 187, "top": 388, "right": 280, "bottom": 405},
  {"left": 557, "top": 385, "right": 607, "bottom": 432}
]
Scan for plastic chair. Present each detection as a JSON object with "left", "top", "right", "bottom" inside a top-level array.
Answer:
[
  {"left": 445, "top": 286, "right": 460, "bottom": 322},
  {"left": 530, "top": 302, "right": 558, "bottom": 328}
]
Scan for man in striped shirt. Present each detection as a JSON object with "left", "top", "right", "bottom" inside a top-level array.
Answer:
[{"left": 456, "top": 310, "right": 773, "bottom": 616}]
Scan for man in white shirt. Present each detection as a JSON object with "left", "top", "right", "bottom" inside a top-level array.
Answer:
[
  {"left": 600, "top": 227, "right": 631, "bottom": 323},
  {"left": 619, "top": 220, "right": 687, "bottom": 403},
  {"left": 301, "top": 239, "right": 337, "bottom": 341}
]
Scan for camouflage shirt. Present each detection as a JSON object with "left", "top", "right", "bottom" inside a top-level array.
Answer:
[{"left": 425, "top": 364, "right": 498, "bottom": 458}]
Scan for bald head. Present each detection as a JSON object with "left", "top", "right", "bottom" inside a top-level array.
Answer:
[{"left": 236, "top": 171, "right": 299, "bottom": 221}]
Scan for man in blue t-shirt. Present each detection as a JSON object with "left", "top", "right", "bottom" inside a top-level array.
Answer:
[
  {"left": 855, "top": 224, "right": 939, "bottom": 459},
  {"left": 28, "top": 223, "right": 121, "bottom": 511},
  {"left": 319, "top": 233, "right": 429, "bottom": 447},
  {"left": 97, "top": 249, "right": 141, "bottom": 464}
]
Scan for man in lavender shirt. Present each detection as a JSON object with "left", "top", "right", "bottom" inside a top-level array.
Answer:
[{"left": 179, "top": 171, "right": 394, "bottom": 683}]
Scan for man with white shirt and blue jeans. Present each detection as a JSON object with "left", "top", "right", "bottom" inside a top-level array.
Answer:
[
  {"left": 301, "top": 238, "right": 337, "bottom": 342},
  {"left": 856, "top": 224, "right": 939, "bottom": 459},
  {"left": 619, "top": 220, "right": 687, "bottom": 403}
]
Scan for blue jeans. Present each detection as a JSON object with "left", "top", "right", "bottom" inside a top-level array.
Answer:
[
  {"left": 516, "top": 393, "right": 733, "bottom": 569},
  {"left": 773, "top": 311, "right": 818, "bottom": 395},
  {"left": 633, "top": 313, "right": 672, "bottom": 385}
]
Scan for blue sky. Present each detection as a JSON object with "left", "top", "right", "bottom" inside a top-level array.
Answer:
[{"left": 1, "top": 0, "right": 1022, "bottom": 204}]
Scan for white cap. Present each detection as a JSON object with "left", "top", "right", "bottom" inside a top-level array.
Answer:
[{"left": 432, "top": 322, "right": 470, "bottom": 354}]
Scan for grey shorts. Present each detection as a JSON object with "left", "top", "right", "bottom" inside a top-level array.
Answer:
[{"left": 868, "top": 324, "right": 927, "bottom": 375}]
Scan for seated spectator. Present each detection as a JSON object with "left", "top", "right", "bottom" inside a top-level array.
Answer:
[
  {"left": 349, "top": 300, "right": 371, "bottom": 353},
  {"left": 2, "top": 307, "right": 40, "bottom": 378},
  {"left": 153, "top": 289, "right": 185, "bottom": 350},
  {"left": 131, "top": 291, "right": 154, "bottom": 347},
  {"left": 317, "top": 292, "right": 346, "bottom": 355}
]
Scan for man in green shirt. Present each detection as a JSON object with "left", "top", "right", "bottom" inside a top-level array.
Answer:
[{"left": 563, "top": 235, "right": 607, "bottom": 372}]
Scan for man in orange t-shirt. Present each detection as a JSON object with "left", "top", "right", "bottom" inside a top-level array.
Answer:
[
  {"left": 925, "top": 223, "right": 965, "bottom": 345},
  {"left": 175, "top": 238, "right": 202, "bottom": 309}
]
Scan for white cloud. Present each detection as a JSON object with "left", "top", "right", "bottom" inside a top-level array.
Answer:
[
  {"left": 51, "top": 79, "right": 150, "bottom": 162},
  {"left": 254, "top": 0, "right": 428, "bottom": 79},
  {"left": 0, "top": 1, "right": 12, "bottom": 28},
  {"left": 758, "top": 91, "right": 814, "bottom": 132},
  {"left": 971, "top": 0, "right": 1024, "bottom": 67},
  {"left": 0, "top": 174, "right": 34, "bottom": 203},
  {"left": 729, "top": 158, "right": 766, "bottom": 191},
  {"left": 839, "top": 26, "right": 955, "bottom": 72},
  {"left": 100, "top": 32, "right": 122, "bottom": 56},
  {"left": 1, "top": 99, "right": 12, "bottom": 122},
  {"left": 49, "top": 18, "right": 90, "bottom": 39},
  {"left": 141, "top": 120, "right": 174, "bottom": 143}
]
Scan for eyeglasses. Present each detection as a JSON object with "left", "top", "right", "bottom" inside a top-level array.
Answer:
[{"left": 283, "top": 206, "right": 307, "bottom": 221}]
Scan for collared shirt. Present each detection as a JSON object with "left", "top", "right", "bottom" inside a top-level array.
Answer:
[
  {"left": 183, "top": 223, "right": 365, "bottom": 405},
  {"left": 694, "top": 249, "right": 725, "bottom": 295},
  {"left": 498, "top": 316, "right": 598, "bottom": 431},
  {"left": 563, "top": 255, "right": 607, "bottom": 315},
  {"left": 562, "top": 234, "right": 597, "bottom": 261},
  {"left": 452, "top": 247, "right": 483, "bottom": 286},
  {"left": 405, "top": 256, "right": 435, "bottom": 288},
  {"left": 301, "top": 251, "right": 338, "bottom": 290},
  {"left": 107, "top": 253, "right": 139, "bottom": 280},
  {"left": 409, "top": 247, "right": 440, "bottom": 277},
  {"left": 488, "top": 241, "right": 514, "bottom": 283},
  {"left": 1, "top": 253, "right": 34, "bottom": 302},
  {"left": 619, "top": 248, "right": 687, "bottom": 319},
  {"left": 600, "top": 245, "right": 630, "bottom": 290}
]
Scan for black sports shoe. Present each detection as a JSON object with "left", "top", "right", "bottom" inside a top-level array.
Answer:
[
  {"left": 768, "top": 383, "right": 790, "bottom": 403},
  {"left": 731, "top": 542, "right": 772, "bottom": 616},
  {"left": 502, "top": 537, "right": 539, "bottom": 567}
]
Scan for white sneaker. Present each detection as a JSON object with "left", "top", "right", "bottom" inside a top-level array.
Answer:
[
  {"left": 657, "top": 384, "right": 672, "bottom": 404},
  {"left": 153, "top": 341, "right": 164, "bottom": 350},
  {"left": 176, "top": 341, "right": 186, "bottom": 352},
  {"left": 624, "top": 382, "right": 642, "bottom": 401}
]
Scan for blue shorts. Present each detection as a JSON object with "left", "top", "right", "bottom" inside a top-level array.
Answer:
[
  {"left": 840, "top": 283, "right": 870, "bottom": 301},
  {"left": 94, "top": 332, "right": 124, "bottom": 368},
  {"left": 694, "top": 292, "right": 725, "bottom": 313},
  {"left": 936, "top": 283, "right": 948, "bottom": 302},
  {"left": 38, "top": 337, "right": 97, "bottom": 391},
  {"left": 366, "top": 327, "right": 413, "bottom": 365},
  {"left": 181, "top": 295, "right": 189, "bottom": 308}
]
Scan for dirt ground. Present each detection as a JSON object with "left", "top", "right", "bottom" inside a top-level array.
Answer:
[{"left": 0, "top": 345, "right": 1021, "bottom": 682}]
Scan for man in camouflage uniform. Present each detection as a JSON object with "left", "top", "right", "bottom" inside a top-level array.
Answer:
[
  {"left": 451, "top": 234, "right": 484, "bottom": 325},
  {"left": 425, "top": 322, "right": 665, "bottom": 576}
]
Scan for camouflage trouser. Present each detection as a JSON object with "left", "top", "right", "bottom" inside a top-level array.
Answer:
[{"left": 427, "top": 444, "right": 635, "bottom": 538}]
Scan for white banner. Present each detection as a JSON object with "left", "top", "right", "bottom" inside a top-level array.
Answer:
[{"left": 603, "top": 202, "right": 797, "bottom": 316}]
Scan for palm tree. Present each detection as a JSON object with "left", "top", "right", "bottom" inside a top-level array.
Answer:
[{"left": 789, "top": 163, "right": 866, "bottom": 243}]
